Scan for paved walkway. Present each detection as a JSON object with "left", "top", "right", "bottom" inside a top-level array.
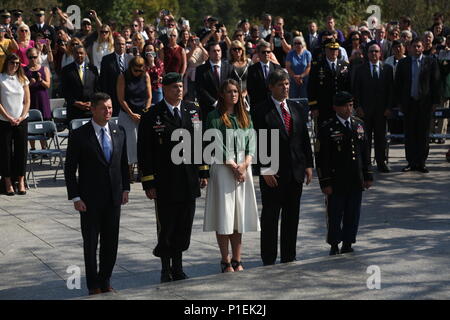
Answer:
[{"left": 1, "top": 142, "right": 449, "bottom": 300}]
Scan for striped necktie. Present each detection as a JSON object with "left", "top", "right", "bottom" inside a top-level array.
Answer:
[{"left": 280, "top": 102, "right": 292, "bottom": 135}]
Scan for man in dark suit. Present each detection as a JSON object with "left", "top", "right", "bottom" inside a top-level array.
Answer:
[
  {"left": 195, "top": 42, "right": 236, "bottom": 121},
  {"left": 253, "top": 69, "right": 314, "bottom": 266},
  {"left": 138, "top": 73, "right": 209, "bottom": 283},
  {"left": 353, "top": 43, "right": 394, "bottom": 172},
  {"left": 304, "top": 21, "right": 320, "bottom": 52},
  {"left": 395, "top": 38, "right": 441, "bottom": 173},
  {"left": 247, "top": 40, "right": 282, "bottom": 116},
  {"left": 64, "top": 92, "right": 130, "bottom": 295},
  {"left": 99, "top": 36, "right": 133, "bottom": 116},
  {"left": 61, "top": 45, "right": 99, "bottom": 122},
  {"left": 308, "top": 39, "right": 351, "bottom": 127},
  {"left": 315, "top": 92, "right": 373, "bottom": 255}
]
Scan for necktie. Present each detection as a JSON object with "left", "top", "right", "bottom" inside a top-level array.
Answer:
[
  {"left": 213, "top": 65, "right": 220, "bottom": 86},
  {"left": 331, "top": 62, "right": 336, "bottom": 74},
  {"left": 344, "top": 120, "right": 351, "bottom": 131},
  {"left": 280, "top": 102, "right": 292, "bottom": 135},
  {"left": 78, "top": 64, "right": 84, "bottom": 84},
  {"left": 263, "top": 64, "right": 269, "bottom": 79},
  {"left": 372, "top": 64, "right": 379, "bottom": 80},
  {"left": 173, "top": 107, "right": 182, "bottom": 127},
  {"left": 101, "top": 128, "right": 112, "bottom": 162},
  {"left": 119, "top": 55, "right": 125, "bottom": 73}
]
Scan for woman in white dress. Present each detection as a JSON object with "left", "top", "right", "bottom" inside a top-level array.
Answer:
[
  {"left": 204, "top": 79, "right": 260, "bottom": 273},
  {"left": 89, "top": 24, "right": 114, "bottom": 73}
]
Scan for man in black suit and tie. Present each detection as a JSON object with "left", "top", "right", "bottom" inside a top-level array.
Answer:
[
  {"left": 395, "top": 38, "right": 441, "bottom": 173},
  {"left": 61, "top": 45, "right": 99, "bottom": 122},
  {"left": 253, "top": 69, "right": 314, "bottom": 266},
  {"left": 247, "top": 40, "right": 282, "bottom": 116},
  {"left": 64, "top": 92, "right": 130, "bottom": 295},
  {"left": 308, "top": 39, "right": 351, "bottom": 127},
  {"left": 99, "top": 36, "right": 133, "bottom": 116},
  {"left": 138, "top": 73, "right": 209, "bottom": 283},
  {"left": 353, "top": 43, "right": 394, "bottom": 173},
  {"left": 195, "top": 42, "right": 236, "bottom": 121}
]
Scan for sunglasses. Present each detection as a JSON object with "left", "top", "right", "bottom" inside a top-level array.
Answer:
[
  {"left": 294, "top": 42, "right": 302, "bottom": 45},
  {"left": 261, "top": 50, "right": 271, "bottom": 54},
  {"left": 369, "top": 50, "right": 380, "bottom": 53},
  {"left": 352, "top": 38, "right": 360, "bottom": 41},
  {"left": 28, "top": 56, "right": 38, "bottom": 59},
  {"left": 169, "top": 34, "right": 177, "bottom": 37},
  {"left": 101, "top": 31, "right": 110, "bottom": 34},
  {"left": 20, "top": 29, "right": 29, "bottom": 33},
  {"left": 9, "top": 61, "right": 20, "bottom": 66}
]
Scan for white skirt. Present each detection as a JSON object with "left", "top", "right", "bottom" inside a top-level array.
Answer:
[
  {"left": 204, "top": 164, "right": 261, "bottom": 234},
  {"left": 118, "top": 111, "right": 138, "bottom": 164}
]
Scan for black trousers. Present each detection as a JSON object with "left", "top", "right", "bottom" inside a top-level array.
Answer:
[
  {"left": 153, "top": 198, "right": 196, "bottom": 258},
  {"left": 404, "top": 99, "right": 432, "bottom": 167},
  {"left": 0, "top": 119, "right": 28, "bottom": 178},
  {"left": 80, "top": 203, "right": 121, "bottom": 290},
  {"left": 363, "top": 113, "right": 387, "bottom": 165},
  {"left": 326, "top": 191, "right": 362, "bottom": 245},
  {"left": 260, "top": 176, "right": 303, "bottom": 265}
]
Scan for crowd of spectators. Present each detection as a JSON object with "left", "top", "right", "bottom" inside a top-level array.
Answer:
[{"left": 1, "top": 7, "right": 450, "bottom": 192}]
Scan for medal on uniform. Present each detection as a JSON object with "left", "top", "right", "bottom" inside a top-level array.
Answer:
[{"left": 153, "top": 116, "right": 165, "bottom": 144}]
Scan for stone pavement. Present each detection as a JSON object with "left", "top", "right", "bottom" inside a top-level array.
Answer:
[{"left": 0, "top": 141, "right": 449, "bottom": 300}]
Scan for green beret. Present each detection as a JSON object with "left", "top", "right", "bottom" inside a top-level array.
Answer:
[
  {"left": 333, "top": 91, "right": 353, "bottom": 106},
  {"left": 162, "top": 72, "right": 182, "bottom": 85}
]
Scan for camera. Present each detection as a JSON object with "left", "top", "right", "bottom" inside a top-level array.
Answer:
[
  {"left": 32, "top": 71, "right": 39, "bottom": 80},
  {"left": 57, "top": 39, "right": 66, "bottom": 46},
  {"left": 138, "top": 10, "right": 144, "bottom": 15},
  {"left": 52, "top": 7, "right": 58, "bottom": 14},
  {"left": 215, "top": 23, "right": 224, "bottom": 29}
]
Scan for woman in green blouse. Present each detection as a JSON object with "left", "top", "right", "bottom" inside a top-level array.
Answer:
[{"left": 203, "top": 79, "right": 260, "bottom": 273}]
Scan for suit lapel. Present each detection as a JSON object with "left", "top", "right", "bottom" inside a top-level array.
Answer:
[
  {"left": 160, "top": 101, "right": 180, "bottom": 127},
  {"left": 109, "top": 121, "right": 119, "bottom": 162},
  {"left": 287, "top": 101, "right": 299, "bottom": 137},
  {"left": 71, "top": 63, "right": 83, "bottom": 88}
]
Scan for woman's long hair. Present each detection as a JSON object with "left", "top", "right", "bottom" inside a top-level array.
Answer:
[
  {"left": 97, "top": 24, "right": 114, "bottom": 52},
  {"left": 1, "top": 53, "right": 28, "bottom": 85},
  {"left": 217, "top": 79, "right": 250, "bottom": 129},
  {"left": 125, "top": 56, "right": 146, "bottom": 81}
]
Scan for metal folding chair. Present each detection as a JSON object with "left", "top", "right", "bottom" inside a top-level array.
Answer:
[
  {"left": 69, "top": 118, "right": 91, "bottom": 131},
  {"left": 52, "top": 107, "right": 69, "bottom": 145},
  {"left": 50, "top": 98, "right": 66, "bottom": 111},
  {"left": 27, "top": 121, "right": 65, "bottom": 188}
]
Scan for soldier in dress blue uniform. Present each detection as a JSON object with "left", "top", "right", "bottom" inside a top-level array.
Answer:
[
  {"left": 137, "top": 73, "right": 209, "bottom": 282},
  {"left": 315, "top": 91, "right": 373, "bottom": 255},
  {"left": 308, "top": 39, "right": 351, "bottom": 127}
]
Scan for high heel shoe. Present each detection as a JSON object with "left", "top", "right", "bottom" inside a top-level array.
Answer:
[
  {"left": 231, "top": 260, "right": 244, "bottom": 272},
  {"left": 220, "top": 261, "right": 234, "bottom": 273}
]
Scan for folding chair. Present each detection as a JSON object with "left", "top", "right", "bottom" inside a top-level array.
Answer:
[
  {"left": 50, "top": 98, "right": 66, "bottom": 111},
  {"left": 28, "top": 109, "right": 43, "bottom": 122},
  {"left": 430, "top": 108, "right": 450, "bottom": 141},
  {"left": 27, "top": 121, "right": 65, "bottom": 188},
  {"left": 69, "top": 118, "right": 91, "bottom": 131},
  {"left": 52, "top": 107, "right": 69, "bottom": 145}
]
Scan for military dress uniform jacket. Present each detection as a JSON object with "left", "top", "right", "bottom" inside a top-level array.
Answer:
[
  {"left": 315, "top": 116, "right": 373, "bottom": 194},
  {"left": 307, "top": 59, "right": 351, "bottom": 123},
  {"left": 137, "top": 100, "right": 209, "bottom": 202}
]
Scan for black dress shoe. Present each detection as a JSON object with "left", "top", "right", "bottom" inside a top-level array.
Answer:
[
  {"left": 340, "top": 243, "right": 354, "bottom": 254},
  {"left": 416, "top": 166, "right": 429, "bottom": 173},
  {"left": 401, "top": 165, "right": 415, "bottom": 172},
  {"left": 377, "top": 164, "right": 391, "bottom": 173},
  {"left": 329, "top": 245, "right": 340, "bottom": 256},
  {"left": 171, "top": 269, "right": 189, "bottom": 281},
  {"left": 160, "top": 270, "right": 172, "bottom": 283}
]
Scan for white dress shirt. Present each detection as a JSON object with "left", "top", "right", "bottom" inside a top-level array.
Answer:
[
  {"left": 164, "top": 99, "right": 182, "bottom": 119},
  {"left": 271, "top": 96, "right": 290, "bottom": 127},
  {"left": 336, "top": 114, "right": 351, "bottom": 128}
]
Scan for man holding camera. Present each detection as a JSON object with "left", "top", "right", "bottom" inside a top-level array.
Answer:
[{"left": 265, "top": 16, "right": 292, "bottom": 68}]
